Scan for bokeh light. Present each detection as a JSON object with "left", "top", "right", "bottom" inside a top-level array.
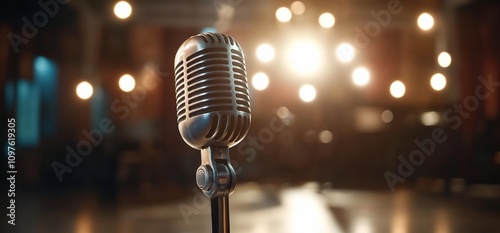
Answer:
[
  {"left": 114, "top": 1, "right": 132, "bottom": 19},
  {"left": 319, "top": 13, "right": 335, "bottom": 28},
  {"left": 336, "top": 43, "right": 355, "bottom": 63},
  {"left": 438, "top": 52, "right": 452, "bottom": 68},
  {"left": 290, "top": 1, "right": 306, "bottom": 15},
  {"left": 352, "top": 67, "right": 370, "bottom": 86},
  {"left": 252, "top": 72, "right": 270, "bottom": 91},
  {"left": 417, "top": 13, "right": 434, "bottom": 31},
  {"left": 430, "top": 73, "right": 447, "bottom": 91},
  {"left": 76, "top": 81, "right": 93, "bottom": 100},
  {"left": 277, "top": 106, "right": 294, "bottom": 126},
  {"left": 256, "top": 43, "right": 275, "bottom": 62},
  {"left": 277, "top": 106, "right": 291, "bottom": 119},
  {"left": 381, "top": 110, "right": 394, "bottom": 123},
  {"left": 299, "top": 84, "right": 316, "bottom": 102},
  {"left": 276, "top": 7, "right": 292, "bottom": 22},
  {"left": 119, "top": 74, "right": 136, "bottom": 92},
  {"left": 318, "top": 130, "right": 333, "bottom": 144},
  {"left": 390, "top": 80, "right": 406, "bottom": 98},
  {"left": 421, "top": 111, "right": 440, "bottom": 126},
  {"left": 286, "top": 40, "right": 322, "bottom": 76}
]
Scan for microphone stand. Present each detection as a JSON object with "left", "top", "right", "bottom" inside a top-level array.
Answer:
[
  {"left": 196, "top": 147, "right": 236, "bottom": 233},
  {"left": 211, "top": 196, "right": 230, "bottom": 233}
]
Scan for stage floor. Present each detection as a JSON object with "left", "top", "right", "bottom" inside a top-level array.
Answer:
[{"left": 13, "top": 182, "right": 500, "bottom": 233}]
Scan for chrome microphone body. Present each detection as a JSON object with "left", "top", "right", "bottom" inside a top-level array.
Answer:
[{"left": 174, "top": 32, "right": 251, "bottom": 233}]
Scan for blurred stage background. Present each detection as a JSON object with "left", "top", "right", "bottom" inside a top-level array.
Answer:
[{"left": 1, "top": 0, "right": 500, "bottom": 232}]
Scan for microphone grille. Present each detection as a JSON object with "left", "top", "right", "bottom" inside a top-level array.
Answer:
[
  {"left": 174, "top": 33, "right": 251, "bottom": 148},
  {"left": 175, "top": 33, "right": 250, "bottom": 123},
  {"left": 175, "top": 60, "right": 187, "bottom": 122}
]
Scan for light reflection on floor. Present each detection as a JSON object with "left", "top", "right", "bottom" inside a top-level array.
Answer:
[
  {"left": 282, "top": 187, "right": 341, "bottom": 233},
  {"left": 75, "top": 211, "right": 92, "bottom": 233},
  {"left": 434, "top": 208, "right": 450, "bottom": 233},
  {"left": 391, "top": 190, "right": 409, "bottom": 233},
  {"left": 352, "top": 218, "right": 373, "bottom": 233},
  {"left": 19, "top": 182, "right": 500, "bottom": 233}
]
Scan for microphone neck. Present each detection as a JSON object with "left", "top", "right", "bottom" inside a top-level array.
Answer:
[{"left": 201, "top": 146, "right": 228, "bottom": 164}]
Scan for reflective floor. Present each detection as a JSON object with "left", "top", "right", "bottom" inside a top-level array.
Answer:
[{"left": 15, "top": 182, "right": 500, "bottom": 233}]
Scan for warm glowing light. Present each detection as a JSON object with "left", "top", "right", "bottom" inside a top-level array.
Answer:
[
  {"left": 277, "top": 106, "right": 295, "bottom": 126},
  {"left": 318, "top": 130, "right": 333, "bottom": 144},
  {"left": 119, "top": 74, "right": 136, "bottom": 92},
  {"left": 352, "top": 67, "right": 370, "bottom": 86},
  {"left": 299, "top": 84, "right": 316, "bottom": 102},
  {"left": 75, "top": 211, "right": 93, "bottom": 233},
  {"left": 417, "top": 13, "right": 434, "bottom": 31},
  {"left": 390, "top": 80, "right": 405, "bottom": 98},
  {"left": 430, "top": 73, "right": 446, "bottom": 91},
  {"left": 421, "top": 111, "right": 440, "bottom": 126},
  {"left": 353, "top": 218, "right": 373, "bottom": 233},
  {"left": 319, "top": 13, "right": 335, "bottom": 28},
  {"left": 114, "top": 1, "right": 132, "bottom": 19},
  {"left": 391, "top": 191, "right": 410, "bottom": 233},
  {"left": 354, "top": 107, "right": 384, "bottom": 132},
  {"left": 277, "top": 106, "right": 291, "bottom": 119},
  {"left": 434, "top": 208, "right": 451, "bottom": 233},
  {"left": 252, "top": 72, "right": 269, "bottom": 91},
  {"left": 256, "top": 43, "right": 275, "bottom": 62},
  {"left": 290, "top": 1, "right": 306, "bottom": 15},
  {"left": 76, "top": 81, "right": 93, "bottom": 100},
  {"left": 381, "top": 110, "right": 394, "bottom": 123},
  {"left": 438, "top": 52, "right": 451, "bottom": 68},
  {"left": 336, "top": 43, "right": 355, "bottom": 63},
  {"left": 276, "top": 7, "right": 292, "bottom": 22},
  {"left": 286, "top": 40, "right": 322, "bottom": 76}
]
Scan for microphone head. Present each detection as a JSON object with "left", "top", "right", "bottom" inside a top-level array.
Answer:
[{"left": 174, "top": 32, "right": 251, "bottom": 150}]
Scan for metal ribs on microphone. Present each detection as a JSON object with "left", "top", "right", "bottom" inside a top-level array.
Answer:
[{"left": 175, "top": 33, "right": 251, "bottom": 149}]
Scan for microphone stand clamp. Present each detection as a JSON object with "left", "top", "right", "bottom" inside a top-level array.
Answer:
[{"left": 196, "top": 146, "right": 236, "bottom": 233}]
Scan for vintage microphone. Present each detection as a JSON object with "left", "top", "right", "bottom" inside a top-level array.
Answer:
[{"left": 174, "top": 32, "right": 251, "bottom": 233}]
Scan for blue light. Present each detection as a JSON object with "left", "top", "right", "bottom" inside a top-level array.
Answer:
[
  {"left": 91, "top": 86, "right": 108, "bottom": 130},
  {"left": 34, "top": 56, "right": 51, "bottom": 74},
  {"left": 34, "top": 56, "right": 58, "bottom": 137},
  {"left": 17, "top": 80, "right": 40, "bottom": 147},
  {"left": 201, "top": 27, "right": 217, "bottom": 33}
]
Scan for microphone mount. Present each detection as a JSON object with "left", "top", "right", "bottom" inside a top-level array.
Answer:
[
  {"left": 196, "top": 146, "right": 236, "bottom": 233},
  {"left": 196, "top": 147, "right": 236, "bottom": 197}
]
